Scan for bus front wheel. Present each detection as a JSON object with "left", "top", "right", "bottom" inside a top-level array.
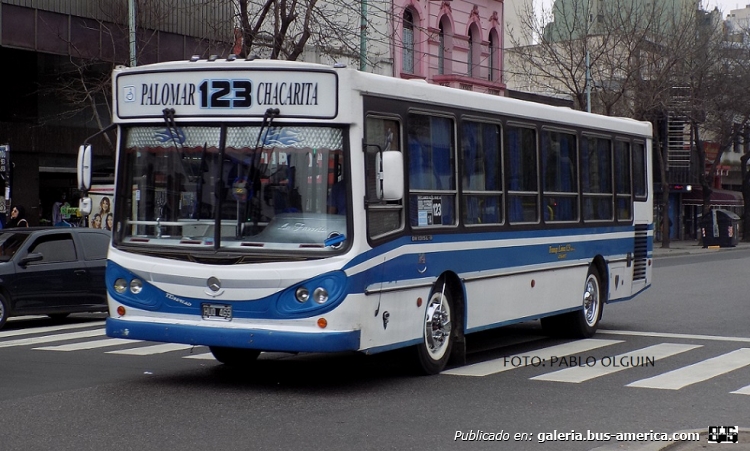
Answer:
[
  {"left": 209, "top": 346, "right": 261, "bottom": 367},
  {"left": 415, "top": 283, "right": 454, "bottom": 375}
]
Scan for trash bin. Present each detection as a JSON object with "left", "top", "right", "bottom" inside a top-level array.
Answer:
[{"left": 700, "top": 209, "right": 740, "bottom": 247}]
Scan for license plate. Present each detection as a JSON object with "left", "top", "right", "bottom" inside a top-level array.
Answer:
[{"left": 202, "top": 303, "right": 232, "bottom": 321}]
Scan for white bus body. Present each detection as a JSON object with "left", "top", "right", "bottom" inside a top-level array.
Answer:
[{"left": 94, "top": 58, "right": 652, "bottom": 374}]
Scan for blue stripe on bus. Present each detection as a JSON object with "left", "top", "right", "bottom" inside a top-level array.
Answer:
[
  {"left": 344, "top": 225, "right": 650, "bottom": 272},
  {"left": 108, "top": 224, "right": 652, "bottom": 321},
  {"left": 106, "top": 317, "right": 361, "bottom": 352},
  {"left": 345, "top": 230, "right": 649, "bottom": 288},
  {"left": 107, "top": 261, "right": 352, "bottom": 320}
]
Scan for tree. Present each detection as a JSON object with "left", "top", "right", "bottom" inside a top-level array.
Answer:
[
  {"left": 234, "top": 0, "right": 383, "bottom": 67},
  {"left": 508, "top": 0, "right": 750, "bottom": 248}
]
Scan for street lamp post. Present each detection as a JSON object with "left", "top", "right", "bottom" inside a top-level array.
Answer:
[{"left": 129, "top": 0, "right": 137, "bottom": 67}]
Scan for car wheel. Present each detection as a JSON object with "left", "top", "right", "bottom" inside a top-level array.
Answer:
[
  {"left": 415, "top": 281, "right": 454, "bottom": 375},
  {"left": 0, "top": 294, "right": 8, "bottom": 330},
  {"left": 209, "top": 346, "right": 261, "bottom": 367}
]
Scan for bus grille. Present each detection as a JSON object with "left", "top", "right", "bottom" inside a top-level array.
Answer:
[{"left": 633, "top": 225, "right": 648, "bottom": 280}]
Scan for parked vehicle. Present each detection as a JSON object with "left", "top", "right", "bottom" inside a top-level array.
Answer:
[{"left": 0, "top": 227, "right": 110, "bottom": 329}]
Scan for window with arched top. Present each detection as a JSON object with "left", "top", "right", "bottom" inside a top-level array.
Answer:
[
  {"left": 403, "top": 9, "right": 415, "bottom": 74},
  {"left": 488, "top": 30, "right": 499, "bottom": 82},
  {"left": 438, "top": 22, "right": 445, "bottom": 75},
  {"left": 468, "top": 25, "right": 481, "bottom": 79},
  {"left": 467, "top": 33, "right": 474, "bottom": 78}
]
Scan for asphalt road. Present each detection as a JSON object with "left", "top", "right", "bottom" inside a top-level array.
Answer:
[{"left": 0, "top": 248, "right": 748, "bottom": 451}]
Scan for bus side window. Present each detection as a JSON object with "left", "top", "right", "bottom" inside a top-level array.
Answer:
[{"left": 365, "top": 116, "right": 404, "bottom": 240}]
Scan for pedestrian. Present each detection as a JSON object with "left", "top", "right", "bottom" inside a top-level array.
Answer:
[
  {"left": 52, "top": 191, "right": 69, "bottom": 226},
  {"left": 7, "top": 205, "right": 29, "bottom": 227}
]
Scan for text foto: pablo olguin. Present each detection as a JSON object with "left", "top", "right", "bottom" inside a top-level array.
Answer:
[{"left": 503, "top": 355, "right": 656, "bottom": 368}]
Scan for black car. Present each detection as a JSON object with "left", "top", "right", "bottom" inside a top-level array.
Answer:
[{"left": 0, "top": 227, "right": 110, "bottom": 329}]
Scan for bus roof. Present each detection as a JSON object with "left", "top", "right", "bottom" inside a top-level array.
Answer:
[{"left": 112, "top": 58, "right": 652, "bottom": 138}]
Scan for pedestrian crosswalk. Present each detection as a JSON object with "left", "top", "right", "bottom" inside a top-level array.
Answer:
[
  {"left": 2, "top": 322, "right": 750, "bottom": 394},
  {"left": 444, "top": 336, "right": 750, "bottom": 395}
]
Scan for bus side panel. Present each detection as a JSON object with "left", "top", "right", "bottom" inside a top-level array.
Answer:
[
  {"left": 463, "top": 265, "right": 588, "bottom": 333},
  {"left": 356, "top": 288, "right": 431, "bottom": 353}
]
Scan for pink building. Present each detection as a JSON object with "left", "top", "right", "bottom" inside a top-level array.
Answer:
[{"left": 393, "top": 0, "right": 506, "bottom": 95}]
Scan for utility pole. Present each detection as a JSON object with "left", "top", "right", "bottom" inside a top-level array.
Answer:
[
  {"left": 360, "top": 0, "right": 367, "bottom": 71},
  {"left": 129, "top": 0, "right": 137, "bottom": 67},
  {"left": 585, "top": 13, "right": 592, "bottom": 113}
]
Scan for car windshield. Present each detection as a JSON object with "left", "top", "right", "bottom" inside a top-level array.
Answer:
[
  {"left": 117, "top": 124, "right": 348, "bottom": 255},
  {"left": 0, "top": 231, "right": 30, "bottom": 261}
]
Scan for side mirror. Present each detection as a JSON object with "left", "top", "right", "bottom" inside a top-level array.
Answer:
[
  {"left": 376, "top": 151, "right": 404, "bottom": 201},
  {"left": 77, "top": 144, "right": 92, "bottom": 191},
  {"left": 19, "top": 252, "right": 43, "bottom": 267}
]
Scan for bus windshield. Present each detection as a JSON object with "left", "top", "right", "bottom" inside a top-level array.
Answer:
[{"left": 117, "top": 124, "right": 348, "bottom": 253}]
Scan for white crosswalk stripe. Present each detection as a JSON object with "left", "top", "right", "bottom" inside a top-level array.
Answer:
[
  {"left": 530, "top": 343, "right": 701, "bottom": 383},
  {"left": 0, "top": 329, "right": 105, "bottom": 348},
  {"left": 0, "top": 321, "right": 105, "bottom": 339},
  {"left": 184, "top": 352, "right": 215, "bottom": 360},
  {"left": 34, "top": 338, "right": 141, "bottom": 351},
  {"left": 442, "top": 338, "right": 623, "bottom": 376},
  {"left": 730, "top": 384, "right": 750, "bottom": 395},
  {"left": 626, "top": 348, "right": 750, "bottom": 390},
  {"left": 106, "top": 343, "right": 195, "bottom": 355},
  {"left": 5, "top": 325, "right": 750, "bottom": 394}
]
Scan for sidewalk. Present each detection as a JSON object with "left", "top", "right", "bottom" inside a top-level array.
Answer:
[{"left": 652, "top": 239, "right": 750, "bottom": 258}]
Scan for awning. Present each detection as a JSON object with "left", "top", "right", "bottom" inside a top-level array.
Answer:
[{"left": 682, "top": 187, "right": 743, "bottom": 207}]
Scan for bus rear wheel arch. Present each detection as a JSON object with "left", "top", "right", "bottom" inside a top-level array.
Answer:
[{"left": 541, "top": 264, "right": 604, "bottom": 338}]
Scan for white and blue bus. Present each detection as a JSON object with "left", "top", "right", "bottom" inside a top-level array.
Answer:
[{"left": 79, "top": 58, "right": 652, "bottom": 374}]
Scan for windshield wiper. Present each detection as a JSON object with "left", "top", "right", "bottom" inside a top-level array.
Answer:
[{"left": 238, "top": 108, "right": 280, "bottom": 238}]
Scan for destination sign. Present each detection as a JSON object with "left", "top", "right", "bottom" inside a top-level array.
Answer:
[{"left": 115, "top": 69, "right": 338, "bottom": 119}]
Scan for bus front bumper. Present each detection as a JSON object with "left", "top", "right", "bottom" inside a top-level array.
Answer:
[{"left": 106, "top": 317, "right": 361, "bottom": 353}]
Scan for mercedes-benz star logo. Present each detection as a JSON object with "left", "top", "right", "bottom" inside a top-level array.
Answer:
[{"left": 207, "top": 276, "right": 222, "bottom": 292}]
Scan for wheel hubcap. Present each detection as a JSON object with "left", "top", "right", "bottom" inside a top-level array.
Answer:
[
  {"left": 583, "top": 276, "right": 599, "bottom": 326},
  {"left": 424, "top": 293, "right": 452, "bottom": 359}
]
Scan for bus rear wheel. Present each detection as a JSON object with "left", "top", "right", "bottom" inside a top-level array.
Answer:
[
  {"left": 209, "top": 346, "right": 261, "bottom": 367},
  {"left": 574, "top": 267, "right": 603, "bottom": 337},
  {"left": 541, "top": 266, "right": 603, "bottom": 338},
  {"left": 415, "top": 283, "right": 454, "bottom": 375}
]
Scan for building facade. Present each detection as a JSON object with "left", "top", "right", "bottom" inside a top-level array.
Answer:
[{"left": 0, "top": 0, "right": 235, "bottom": 225}]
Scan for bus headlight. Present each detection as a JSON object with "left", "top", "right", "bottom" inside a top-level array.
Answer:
[
  {"left": 114, "top": 278, "right": 128, "bottom": 294},
  {"left": 130, "top": 278, "right": 143, "bottom": 294},
  {"left": 277, "top": 271, "right": 347, "bottom": 317},
  {"left": 295, "top": 287, "right": 310, "bottom": 303},
  {"left": 313, "top": 287, "right": 328, "bottom": 304}
]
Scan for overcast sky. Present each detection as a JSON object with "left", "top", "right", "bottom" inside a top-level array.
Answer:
[
  {"left": 535, "top": 0, "right": 749, "bottom": 17},
  {"left": 706, "top": 0, "right": 749, "bottom": 15}
]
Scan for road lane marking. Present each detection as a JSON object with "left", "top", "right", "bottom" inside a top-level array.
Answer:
[
  {"left": 0, "top": 329, "right": 105, "bottom": 348},
  {"left": 530, "top": 343, "right": 701, "bottom": 383},
  {"left": 107, "top": 343, "right": 194, "bottom": 355},
  {"left": 442, "top": 338, "right": 623, "bottom": 376},
  {"left": 627, "top": 348, "right": 750, "bottom": 390},
  {"left": 0, "top": 321, "right": 105, "bottom": 339},
  {"left": 731, "top": 384, "right": 750, "bottom": 395},
  {"left": 184, "top": 352, "right": 215, "bottom": 360},
  {"left": 599, "top": 329, "right": 750, "bottom": 343},
  {"left": 34, "top": 338, "right": 140, "bottom": 351}
]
